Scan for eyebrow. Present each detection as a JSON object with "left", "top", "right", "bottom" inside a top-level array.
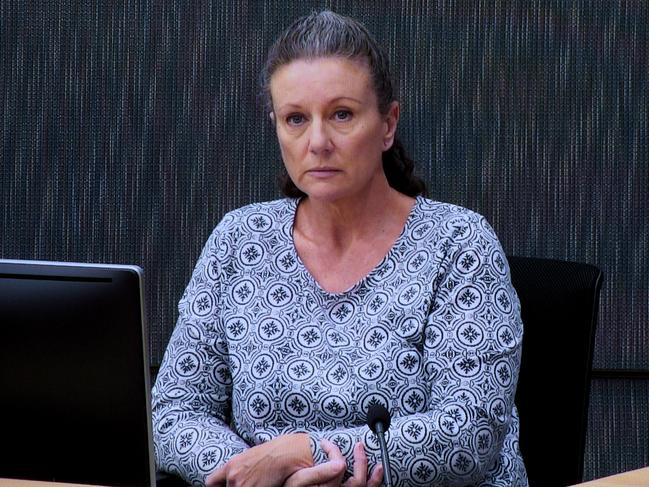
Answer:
[
  {"left": 276, "top": 96, "right": 364, "bottom": 111},
  {"left": 330, "top": 96, "right": 363, "bottom": 104}
]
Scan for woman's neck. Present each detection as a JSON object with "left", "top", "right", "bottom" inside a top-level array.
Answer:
[{"left": 294, "top": 185, "right": 415, "bottom": 252}]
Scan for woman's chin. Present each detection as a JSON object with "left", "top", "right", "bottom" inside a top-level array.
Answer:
[
  {"left": 299, "top": 188, "right": 355, "bottom": 205},
  {"left": 297, "top": 179, "right": 379, "bottom": 205}
]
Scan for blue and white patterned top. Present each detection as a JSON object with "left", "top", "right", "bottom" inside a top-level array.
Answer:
[{"left": 152, "top": 196, "right": 528, "bottom": 486}]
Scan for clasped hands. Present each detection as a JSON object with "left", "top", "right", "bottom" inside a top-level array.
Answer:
[{"left": 206, "top": 433, "right": 383, "bottom": 487}]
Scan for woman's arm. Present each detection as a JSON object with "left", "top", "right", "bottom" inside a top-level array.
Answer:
[{"left": 152, "top": 227, "right": 250, "bottom": 485}]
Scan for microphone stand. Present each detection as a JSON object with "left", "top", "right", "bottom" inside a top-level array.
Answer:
[{"left": 374, "top": 420, "right": 393, "bottom": 487}]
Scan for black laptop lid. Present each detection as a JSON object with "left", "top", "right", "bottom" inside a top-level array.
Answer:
[{"left": 0, "top": 260, "right": 155, "bottom": 487}]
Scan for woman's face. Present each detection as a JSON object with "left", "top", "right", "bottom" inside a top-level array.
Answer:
[{"left": 269, "top": 56, "right": 399, "bottom": 203}]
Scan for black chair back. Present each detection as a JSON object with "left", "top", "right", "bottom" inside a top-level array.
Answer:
[{"left": 509, "top": 256, "right": 603, "bottom": 487}]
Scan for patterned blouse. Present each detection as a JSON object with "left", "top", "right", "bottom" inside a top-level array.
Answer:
[{"left": 152, "top": 196, "right": 528, "bottom": 486}]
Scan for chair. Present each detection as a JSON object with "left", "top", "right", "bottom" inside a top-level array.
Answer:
[{"left": 508, "top": 256, "right": 603, "bottom": 487}]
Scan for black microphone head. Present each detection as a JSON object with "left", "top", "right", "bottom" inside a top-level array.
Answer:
[{"left": 366, "top": 403, "right": 391, "bottom": 434}]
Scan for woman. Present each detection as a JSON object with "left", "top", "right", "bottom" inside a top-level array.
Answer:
[{"left": 152, "top": 11, "right": 528, "bottom": 487}]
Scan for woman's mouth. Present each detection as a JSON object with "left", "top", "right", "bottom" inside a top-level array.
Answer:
[{"left": 307, "top": 167, "right": 341, "bottom": 178}]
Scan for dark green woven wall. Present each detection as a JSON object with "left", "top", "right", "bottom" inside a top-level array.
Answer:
[{"left": 1, "top": 0, "right": 647, "bottom": 481}]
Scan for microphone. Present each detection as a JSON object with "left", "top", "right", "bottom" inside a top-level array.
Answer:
[{"left": 366, "top": 404, "right": 393, "bottom": 487}]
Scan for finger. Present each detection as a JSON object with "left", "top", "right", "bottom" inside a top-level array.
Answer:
[
  {"left": 349, "top": 442, "right": 368, "bottom": 485},
  {"left": 367, "top": 463, "right": 384, "bottom": 487},
  {"left": 284, "top": 460, "right": 346, "bottom": 487},
  {"left": 320, "top": 438, "right": 345, "bottom": 462}
]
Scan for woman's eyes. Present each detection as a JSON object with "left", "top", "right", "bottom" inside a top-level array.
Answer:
[
  {"left": 286, "top": 114, "right": 305, "bottom": 126},
  {"left": 333, "top": 110, "right": 352, "bottom": 121},
  {"left": 284, "top": 110, "right": 353, "bottom": 127}
]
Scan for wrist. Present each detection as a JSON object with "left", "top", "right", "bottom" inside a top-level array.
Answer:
[{"left": 275, "top": 433, "right": 314, "bottom": 477}]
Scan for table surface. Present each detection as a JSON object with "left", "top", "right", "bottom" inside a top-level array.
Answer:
[
  {"left": 571, "top": 467, "right": 649, "bottom": 486},
  {"left": 3, "top": 468, "right": 649, "bottom": 487},
  {"left": 0, "top": 481, "right": 105, "bottom": 487}
]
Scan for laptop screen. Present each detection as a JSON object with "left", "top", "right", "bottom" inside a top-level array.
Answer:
[{"left": 0, "top": 260, "right": 155, "bottom": 487}]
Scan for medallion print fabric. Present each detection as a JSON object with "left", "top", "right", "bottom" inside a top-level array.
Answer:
[{"left": 152, "top": 196, "right": 528, "bottom": 486}]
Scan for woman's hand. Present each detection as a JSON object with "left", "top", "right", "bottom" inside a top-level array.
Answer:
[
  {"left": 343, "top": 441, "right": 384, "bottom": 487},
  {"left": 206, "top": 433, "right": 313, "bottom": 487},
  {"left": 284, "top": 439, "right": 345, "bottom": 487},
  {"left": 284, "top": 440, "right": 384, "bottom": 487}
]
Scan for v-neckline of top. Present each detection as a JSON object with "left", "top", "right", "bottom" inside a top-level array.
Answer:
[{"left": 285, "top": 195, "right": 421, "bottom": 299}]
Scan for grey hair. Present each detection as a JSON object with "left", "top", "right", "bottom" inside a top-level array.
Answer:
[{"left": 259, "top": 10, "right": 396, "bottom": 115}]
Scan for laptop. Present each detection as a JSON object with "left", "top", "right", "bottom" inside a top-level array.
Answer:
[{"left": 0, "top": 260, "right": 156, "bottom": 487}]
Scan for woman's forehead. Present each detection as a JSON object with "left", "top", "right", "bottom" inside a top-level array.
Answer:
[{"left": 269, "top": 56, "right": 374, "bottom": 106}]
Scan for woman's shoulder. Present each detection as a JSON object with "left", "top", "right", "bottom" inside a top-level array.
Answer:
[
  {"left": 215, "top": 197, "right": 298, "bottom": 233},
  {"left": 411, "top": 196, "right": 500, "bottom": 243},
  {"left": 414, "top": 196, "right": 487, "bottom": 225},
  {"left": 197, "top": 198, "right": 297, "bottom": 262}
]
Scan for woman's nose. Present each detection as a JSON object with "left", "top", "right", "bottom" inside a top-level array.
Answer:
[{"left": 308, "top": 119, "right": 333, "bottom": 155}]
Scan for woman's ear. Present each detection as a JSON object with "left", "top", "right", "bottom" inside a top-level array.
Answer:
[
  {"left": 269, "top": 111, "right": 276, "bottom": 126},
  {"left": 382, "top": 101, "right": 400, "bottom": 150}
]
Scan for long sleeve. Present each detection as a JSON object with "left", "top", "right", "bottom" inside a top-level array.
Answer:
[
  {"left": 309, "top": 213, "right": 527, "bottom": 486},
  {"left": 152, "top": 226, "right": 249, "bottom": 485}
]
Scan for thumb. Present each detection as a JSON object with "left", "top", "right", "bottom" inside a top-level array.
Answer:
[{"left": 286, "top": 460, "right": 346, "bottom": 486}]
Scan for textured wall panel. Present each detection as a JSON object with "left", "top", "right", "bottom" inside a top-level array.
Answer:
[
  {"left": 585, "top": 378, "right": 649, "bottom": 480},
  {"left": 1, "top": 0, "right": 647, "bottom": 480},
  {"left": 2, "top": 0, "right": 646, "bottom": 369}
]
